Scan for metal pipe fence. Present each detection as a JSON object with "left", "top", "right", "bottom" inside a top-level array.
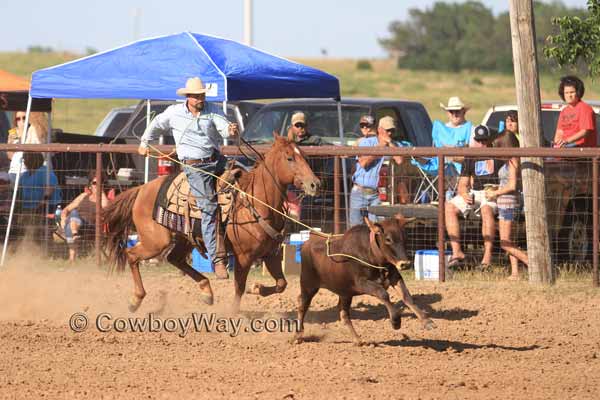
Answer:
[{"left": 0, "top": 143, "right": 597, "bottom": 287}]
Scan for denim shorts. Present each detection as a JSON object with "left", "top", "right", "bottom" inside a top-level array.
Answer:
[{"left": 498, "top": 207, "right": 519, "bottom": 221}]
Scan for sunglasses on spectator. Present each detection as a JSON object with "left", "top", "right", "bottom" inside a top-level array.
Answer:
[
  {"left": 359, "top": 123, "right": 373, "bottom": 128},
  {"left": 294, "top": 123, "right": 305, "bottom": 128},
  {"left": 385, "top": 128, "right": 396, "bottom": 134},
  {"left": 15, "top": 116, "right": 26, "bottom": 122}
]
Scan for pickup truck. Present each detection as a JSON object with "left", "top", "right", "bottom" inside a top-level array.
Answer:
[{"left": 241, "top": 98, "right": 434, "bottom": 233}]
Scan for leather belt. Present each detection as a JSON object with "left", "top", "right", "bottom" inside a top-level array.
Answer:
[
  {"left": 353, "top": 184, "right": 378, "bottom": 194},
  {"left": 183, "top": 152, "right": 218, "bottom": 165}
]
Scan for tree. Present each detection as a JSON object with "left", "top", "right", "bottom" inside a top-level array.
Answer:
[
  {"left": 379, "top": 0, "right": 586, "bottom": 72},
  {"left": 544, "top": 0, "right": 600, "bottom": 77}
]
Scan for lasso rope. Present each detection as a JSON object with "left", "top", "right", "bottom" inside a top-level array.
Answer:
[{"left": 143, "top": 142, "right": 390, "bottom": 270}]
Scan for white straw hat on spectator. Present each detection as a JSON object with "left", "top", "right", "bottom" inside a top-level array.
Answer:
[
  {"left": 176, "top": 77, "right": 208, "bottom": 96},
  {"left": 440, "top": 96, "right": 469, "bottom": 111}
]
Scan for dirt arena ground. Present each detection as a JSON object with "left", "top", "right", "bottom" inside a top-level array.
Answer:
[{"left": 1, "top": 256, "right": 599, "bottom": 400}]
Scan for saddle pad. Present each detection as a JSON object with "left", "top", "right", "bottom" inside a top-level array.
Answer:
[{"left": 164, "top": 172, "right": 203, "bottom": 220}]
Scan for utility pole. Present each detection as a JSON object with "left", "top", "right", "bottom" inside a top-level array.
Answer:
[
  {"left": 132, "top": 8, "right": 142, "bottom": 41},
  {"left": 509, "top": 0, "right": 554, "bottom": 284},
  {"left": 243, "top": 0, "right": 253, "bottom": 46}
]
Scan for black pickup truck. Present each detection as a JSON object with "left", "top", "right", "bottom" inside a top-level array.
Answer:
[
  {"left": 240, "top": 98, "right": 434, "bottom": 233},
  {"left": 242, "top": 98, "right": 432, "bottom": 146}
]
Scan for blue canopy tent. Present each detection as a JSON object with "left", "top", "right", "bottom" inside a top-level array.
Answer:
[
  {"left": 29, "top": 32, "right": 340, "bottom": 101},
  {"left": 2, "top": 32, "right": 349, "bottom": 266}
]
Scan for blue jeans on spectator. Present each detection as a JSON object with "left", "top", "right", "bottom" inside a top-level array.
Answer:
[
  {"left": 64, "top": 209, "right": 85, "bottom": 244},
  {"left": 349, "top": 186, "right": 381, "bottom": 227},
  {"left": 183, "top": 154, "right": 226, "bottom": 265}
]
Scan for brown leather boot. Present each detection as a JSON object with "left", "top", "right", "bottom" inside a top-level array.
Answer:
[{"left": 214, "top": 262, "right": 229, "bottom": 279}]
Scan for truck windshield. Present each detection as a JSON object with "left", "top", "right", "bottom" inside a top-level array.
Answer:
[{"left": 243, "top": 104, "right": 370, "bottom": 145}]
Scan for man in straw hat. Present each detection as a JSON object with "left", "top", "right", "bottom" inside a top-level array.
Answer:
[{"left": 139, "top": 77, "right": 238, "bottom": 279}]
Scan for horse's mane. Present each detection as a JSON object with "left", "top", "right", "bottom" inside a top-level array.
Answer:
[{"left": 237, "top": 137, "right": 287, "bottom": 191}]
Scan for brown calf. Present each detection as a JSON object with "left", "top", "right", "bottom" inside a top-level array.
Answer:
[{"left": 294, "top": 214, "right": 435, "bottom": 345}]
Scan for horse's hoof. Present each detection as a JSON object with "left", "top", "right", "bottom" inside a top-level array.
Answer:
[
  {"left": 423, "top": 319, "right": 436, "bottom": 330},
  {"left": 128, "top": 296, "right": 143, "bottom": 313},
  {"left": 200, "top": 292, "right": 214, "bottom": 306},
  {"left": 246, "top": 283, "right": 261, "bottom": 295},
  {"left": 291, "top": 335, "right": 304, "bottom": 345}
]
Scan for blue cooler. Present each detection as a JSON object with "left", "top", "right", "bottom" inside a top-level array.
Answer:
[
  {"left": 126, "top": 234, "right": 138, "bottom": 248},
  {"left": 289, "top": 240, "right": 304, "bottom": 263},
  {"left": 414, "top": 250, "right": 452, "bottom": 280}
]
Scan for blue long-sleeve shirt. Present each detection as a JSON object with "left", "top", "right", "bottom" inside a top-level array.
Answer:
[{"left": 140, "top": 102, "right": 232, "bottom": 160}]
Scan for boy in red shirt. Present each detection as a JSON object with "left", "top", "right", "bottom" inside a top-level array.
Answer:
[{"left": 553, "top": 75, "right": 597, "bottom": 148}]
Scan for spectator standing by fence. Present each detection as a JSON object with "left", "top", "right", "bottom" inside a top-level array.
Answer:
[
  {"left": 553, "top": 75, "right": 597, "bottom": 148},
  {"left": 485, "top": 129, "right": 529, "bottom": 279},
  {"left": 8, "top": 112, "right": 49, "bottom": 182},
  {"left": 350, "top": 116, "right": 405, "bottom": 226}
]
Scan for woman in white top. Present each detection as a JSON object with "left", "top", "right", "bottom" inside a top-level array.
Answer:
[{"left": 8, "top": 112, "right": 48, "bottom": 182}]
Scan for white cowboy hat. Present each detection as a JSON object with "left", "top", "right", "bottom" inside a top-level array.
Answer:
[
  {"left": 440, "top": 96, "right": 469, "bottom": 111},
  {"left": 176, "top": 77, "right": 207, "bottom": 96}
]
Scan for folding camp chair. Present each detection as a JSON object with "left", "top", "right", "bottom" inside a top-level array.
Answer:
[
  {"left": 411, "top": 157, "right": 439, "bottom": 203},
  {"left": 411, "top": 157, "right": 461, "bottom": 203}
]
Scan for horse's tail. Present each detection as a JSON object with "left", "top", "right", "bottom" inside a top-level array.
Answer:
[{"left": 102, "top": 185, "right": 142, "bottom": 272}]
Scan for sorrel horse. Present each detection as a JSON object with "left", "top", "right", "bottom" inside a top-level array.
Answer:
[{"left": 103, "top": 134, "right": 321, "bottom": 313}]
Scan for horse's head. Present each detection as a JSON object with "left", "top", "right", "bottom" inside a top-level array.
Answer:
[
  {"left": 267, "top": 132, "right": 321, "bottom": 196},
  {"left": 364, "top": 213, "right": 415, "bottom": 269}
]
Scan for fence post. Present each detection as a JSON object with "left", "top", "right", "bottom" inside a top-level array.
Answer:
[
  {"left": 593, "top": 157, "right": 598, "bottom": 288},
  {"left": 437, "top": 155, "right": 446, "bottom": 282},
  {"left": 95, "top": 152, "right": 102, "bottom": 267},
  {"left": 334, "top": 156, "right": 341, "bottom": 234}
]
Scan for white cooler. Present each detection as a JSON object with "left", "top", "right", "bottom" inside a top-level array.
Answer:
[{"left": 414, "top": 250, "right": 452, "bottom": 280}]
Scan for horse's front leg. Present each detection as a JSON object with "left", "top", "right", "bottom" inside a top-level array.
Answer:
[
  {"left": 247, "top": 247, "right": 287, "bottom": 297},
  {"left": 231, "top": 252, "right": 253, "bottom": 314}
]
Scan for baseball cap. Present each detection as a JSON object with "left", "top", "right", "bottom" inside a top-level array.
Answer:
[
  {"left": 359, "top": 115, "right": 375, "bottom": 126},
  {"left": 291, "top": 112, "right": 306, "bottom": 125},
  {"left": 378, "top": 116, "right": 396, "bottom": 130}
]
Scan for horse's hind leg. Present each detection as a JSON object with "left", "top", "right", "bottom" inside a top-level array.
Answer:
[
  {"left": 125, "top": 231, "right": 170, "bottom": 312},
  {"left": 247, "top": 249, "right": 287, "bottom": 297},
  {"left": 166, "top": 238, "right": 214, "bottom": 306},
  {"left": 126, "top": 241, "right": 164, "bottom": 312}
]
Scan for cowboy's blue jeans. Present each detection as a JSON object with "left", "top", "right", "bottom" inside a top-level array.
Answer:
[
  {"left": 349, "top": 187, "right": 381, "bottom": 227},
  {"left": 183, "top": 155, "right": 226, "bottom": 265}
]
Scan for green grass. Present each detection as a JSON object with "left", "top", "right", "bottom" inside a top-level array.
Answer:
[{"left": 2, "top": 52, "right": 600, "bottom": 134}]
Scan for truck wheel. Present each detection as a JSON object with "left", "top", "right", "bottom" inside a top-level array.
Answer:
[{"left": 559, "top": 212, "right": 592, "bottom": 264}]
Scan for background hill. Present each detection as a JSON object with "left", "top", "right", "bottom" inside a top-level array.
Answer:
[{"left": 1, "top": 52, "right": 598, "bottom": 134}]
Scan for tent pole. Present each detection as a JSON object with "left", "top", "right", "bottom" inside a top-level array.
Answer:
[
  {"left": 336, "top": 100, "right": 349, "bottom": 229},
  {"left": 43, "top": 111, "right": 52, "bottom": 255},
  {"left": 1, "top": 95, "right": 33, "bottom": 267},
  {"left": 144, "top": 99, "right": 150, "bottom": 183}
]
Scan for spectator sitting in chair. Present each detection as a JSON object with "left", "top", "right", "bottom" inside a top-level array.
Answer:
[
  {"left": 58, "top": 171, "right": 109, "bottom": 263},
  {"left": 446, "top": 125, "right": 502, "bottom": 270},
  {"left": 18, "top": 152, "right": 61, "bottom": 237}
]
